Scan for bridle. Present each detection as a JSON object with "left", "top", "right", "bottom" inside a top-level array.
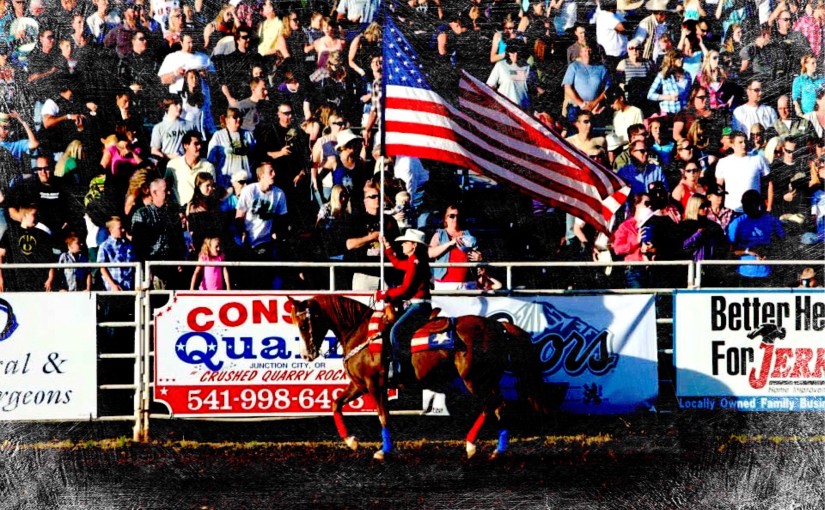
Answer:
[
  {"left": 294, "top": 306, "right": 325, "bottom": 360},
  {"left": 295, "top": 297, "right": 380, "bottom": 363}
]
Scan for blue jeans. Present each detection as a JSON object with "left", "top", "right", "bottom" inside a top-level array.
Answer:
[{"left": 389, "top": 301, "right": 432, "bottom": 364}]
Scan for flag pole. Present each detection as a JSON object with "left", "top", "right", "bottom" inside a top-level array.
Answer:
[{"left": 378, "top": 8, "right": 388, "bottom": 293}]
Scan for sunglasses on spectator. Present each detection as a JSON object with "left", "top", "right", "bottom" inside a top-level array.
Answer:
[
  {"left": 238, "top": 35, "right": 250, "bottom": 40},
  {"left": 684, "top": 168, "right": 699, "bottom": 173},
  {"left": 34, "top": 166, "right": 52, "bottom": 171},
  {"left": 641, "top": 200, "right": 651, "bottom": 206},
  {"left": 331, "top": 121, "right": 346, "bottom": 126},
  {"left": 365, "top": 194, "right": 379, "bottom": 200},
  {"left": 279, "top": 111, "right": 293, "bottom": 116},
  {"left": 447, "top": 213, "right": 459, "bottom": 218},
  {"left": 749, "top": 87, "right": 762, "bottom": 93}
]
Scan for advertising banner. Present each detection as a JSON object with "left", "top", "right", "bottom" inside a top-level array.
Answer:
[
  {"left": 154, "top": 293, "right": 376, "bottom": 417},
  {"left": 675, "top": 290, "right": 825, "bottom": 412},
  {"left": 0, "top": 293, "right": 97, "bottom": 420},
  {"left": 155, "top": 293, "right": 658, "bottom": 417},
  {"left": 434, "top": 295, "right": 658, "bottom": 414}
]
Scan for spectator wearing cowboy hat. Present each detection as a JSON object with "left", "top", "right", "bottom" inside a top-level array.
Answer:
[
  {"left": 332, "top": 128, "right": 369, "bottom": 205},
  {"left": 635, "top": 0, "right": 673, "bottom": 61}
]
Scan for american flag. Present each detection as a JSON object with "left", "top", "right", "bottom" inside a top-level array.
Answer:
[{"left": 382, "top": 19, "right": 629, "bottom": 232}]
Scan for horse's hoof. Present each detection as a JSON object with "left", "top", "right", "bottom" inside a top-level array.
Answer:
[
  {"left": 373, "top": 449, "right": 385, "bottom": 461},
  {"left": 490, "top": 449, "right": 502, "bottom": 461},
  {"left": 345, "top": 436, "right": 359, "bottom": 451},
  {"left": 466, "top": 442, "right": 477, "bottom": 459}
]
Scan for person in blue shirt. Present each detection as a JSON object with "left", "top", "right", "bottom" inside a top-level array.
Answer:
[
  {"left": 0, "top": 111, "right": 38, "bottom": 161},
  {"left": 617, "top": 140, "right": 668, "bottom": 197},
  {"left": 562, "top": 44, "right": 609, "bottom": 124},
  {"left": 728, "top": 189, "right": 785, "bottom": 283}
]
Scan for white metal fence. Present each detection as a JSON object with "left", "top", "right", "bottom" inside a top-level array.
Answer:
[{"left": 1, "top": 258, "right": 824, "bottom": 441}]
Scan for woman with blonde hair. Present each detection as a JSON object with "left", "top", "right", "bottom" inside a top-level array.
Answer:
[
  {"left": 274, "top": 10, "right": 313, "bottom": 63},
  {"left": 124, "top": 167, "right": 154, "bottom": 220},
  {"left": 56, "top": 139, "right": 84, "bottom": 180},
  {"left": 315, "top": 184, "right": 351, "bottom": 261},
  {"left": 792, "top": 54, "right": 823, "bottom": 116},
  {"left": 348, "top": 22, "right": 381, "bottom": 79},
  {"left": 679, "top": 194, "right": 727, "bottom": 262},
  {"left": 696, "top": 50, "right": 732, "bottom": 109}
]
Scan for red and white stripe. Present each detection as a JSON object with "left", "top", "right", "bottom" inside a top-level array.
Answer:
[{"left": 385, "top": 70, "right": 629, "bottom": 232}]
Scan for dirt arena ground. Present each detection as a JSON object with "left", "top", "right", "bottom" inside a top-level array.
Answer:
[{"left": 3, "top": 412, "right": 825, "bottom": 509}]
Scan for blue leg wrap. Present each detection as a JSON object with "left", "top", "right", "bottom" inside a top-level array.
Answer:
[
  {"left": 496, "top": 429, "right": 509, "bottom": 453},
  {"left": 382, "top": 427, "right": 392, "bottom": 453}
]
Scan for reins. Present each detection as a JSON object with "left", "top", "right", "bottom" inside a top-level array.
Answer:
[{"left": 313, "top": 295, "right": 381, "bottom": 365}]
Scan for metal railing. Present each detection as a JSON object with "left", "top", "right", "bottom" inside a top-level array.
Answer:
[{"left": 1, "top": 256, "right": 823, "bottom": 440}]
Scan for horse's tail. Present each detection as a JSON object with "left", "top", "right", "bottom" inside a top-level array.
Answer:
[{"left": 500, "top": 322, "right": 568, "bottom": 414}]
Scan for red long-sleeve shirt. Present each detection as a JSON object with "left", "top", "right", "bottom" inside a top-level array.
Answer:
[
  {"left": 612, "top": 218, "right": 644, "bottom": 262},
  {"left": 385, "top": 249, "right": 431, "bottom": 303}
]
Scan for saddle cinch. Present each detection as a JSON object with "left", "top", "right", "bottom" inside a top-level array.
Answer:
[{"left": 367, "top": 305, "right": 456, "bottom": 356}]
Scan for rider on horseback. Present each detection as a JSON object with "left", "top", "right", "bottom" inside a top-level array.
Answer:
[{"left": 376, "top": 229, "right": 432, "bottom": 386}]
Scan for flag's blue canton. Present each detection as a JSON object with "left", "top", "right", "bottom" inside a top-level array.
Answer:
[{"left": 383, "top": 19, "right": 431, "bottom": 91}]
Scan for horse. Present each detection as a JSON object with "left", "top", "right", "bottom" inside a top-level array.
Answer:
[{"left": 288, "top": 294, "right": 566, "bottom": 460}]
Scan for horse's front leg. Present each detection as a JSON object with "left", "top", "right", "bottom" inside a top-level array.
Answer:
[
  {"left": 332, "top": 381, "right": 363, "bottom": 451},
  {"left": 367, "top": 379, "right": 392, "bottom": 461}
]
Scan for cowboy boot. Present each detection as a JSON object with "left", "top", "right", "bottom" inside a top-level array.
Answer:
[{"left": 387, "top": 360, "right": 401, "bottom": 388}]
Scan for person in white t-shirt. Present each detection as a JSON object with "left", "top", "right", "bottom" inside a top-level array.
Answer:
[
  {"left": 235, "top": 161, "right": 288, "bottom": 289},
  {"left": 596, "top": 0, "right": 627, "bottom": 59},
  {"left": 486, "top": 39, "right": 536, "bottom": 109},
  {"left": 157, "top": 32, "right": 214, "bottom": 93},
  {"left": 716, "top": 130, "right": 772, "bottom": 213},
  {"left": 732, "top": 79, "right": 778, "bottom": 138}
]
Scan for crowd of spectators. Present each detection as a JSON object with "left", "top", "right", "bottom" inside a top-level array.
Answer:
[{"left": 0, "top": 0, "right": 821, "bottom": 292}]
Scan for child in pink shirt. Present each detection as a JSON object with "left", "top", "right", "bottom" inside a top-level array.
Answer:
[{"left": 190, "top": 237, "right": 231, "bottom": 290}]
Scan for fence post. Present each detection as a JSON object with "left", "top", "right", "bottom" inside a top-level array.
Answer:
[
  {"left": 141, "top": 262, "right": 152, "bottom": 442},
  {"left": 132, "top": 262, "right": 144, "bottom": 442}
]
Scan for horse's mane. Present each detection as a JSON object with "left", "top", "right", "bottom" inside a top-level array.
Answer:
[{"left": 313, "top": 294, "right": 372, "bottom": 332}]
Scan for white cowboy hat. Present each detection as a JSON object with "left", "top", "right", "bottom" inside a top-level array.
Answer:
[
  {"left": 644, "top": 0, "right": 674, "bottom": 11},
  {"left": 335, "top": 129, "right": 362, "bottom": 151},
  {"left": 619, "top": 0, "right": 644, "bottom": 10},
  {"left": 395, "top": 229, "right": 427, "bottom": 245},
  {"left": 607, "top": 133, "right": 628, "bottom": 152}
]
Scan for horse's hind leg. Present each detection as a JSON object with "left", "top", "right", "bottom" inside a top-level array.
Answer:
[
  {"left": 332, "top": 381, "right": 363, "bottom": 451},
  {"left": 465, "top": 388, "right": 507, "bottom": 460},
  {"left": 490, "top": 400, "right": 509, "bottom": 460}
]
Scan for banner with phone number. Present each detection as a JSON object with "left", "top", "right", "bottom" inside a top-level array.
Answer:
[
  {"left": 153, "top": 293, "right": 387, "bottom": 417},
  {"left": 154, "top": 292, "right": 658, "bottom": 417}
]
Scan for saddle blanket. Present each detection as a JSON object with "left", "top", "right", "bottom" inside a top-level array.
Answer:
[
  {"left": 411, "top": 328, "right": 455, "bottom": 353},
  {"left": 366, "top": 311, "right": 455, "bottom": 354}
]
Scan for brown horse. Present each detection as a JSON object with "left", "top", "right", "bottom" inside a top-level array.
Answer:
[{"left": 289, "top": 294, "right": 566, "bottom": 460}]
